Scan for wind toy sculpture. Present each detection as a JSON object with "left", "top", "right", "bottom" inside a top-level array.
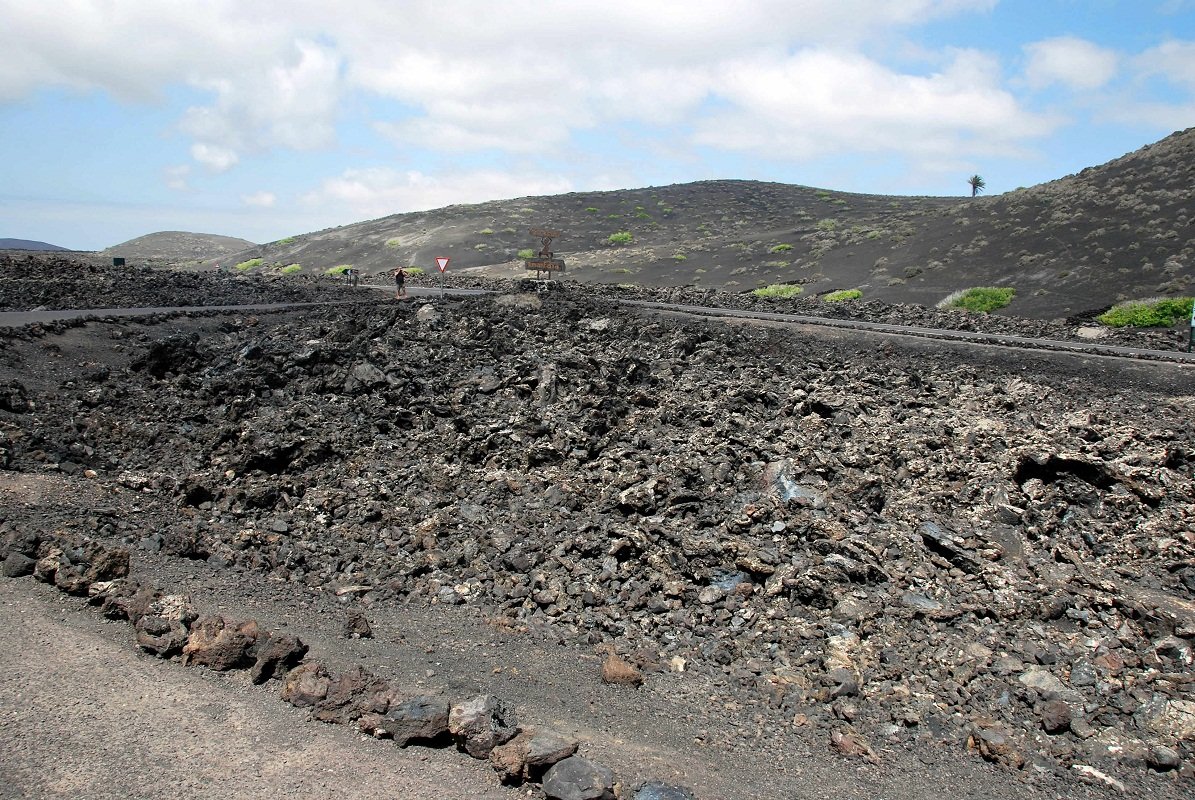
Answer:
[{"left": 525, "top": 228, "right": 566, "bottom": 280}]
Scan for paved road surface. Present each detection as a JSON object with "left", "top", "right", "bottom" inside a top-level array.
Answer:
[{"left": 2, "top": 286, "right": 1191, "bottom": 365}]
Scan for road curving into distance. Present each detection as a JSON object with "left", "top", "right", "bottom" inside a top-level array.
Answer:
[{"left": 2, "top": 284, "right": 1192, "bottom": 367}]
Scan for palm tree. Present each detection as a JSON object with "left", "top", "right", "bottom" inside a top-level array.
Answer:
[{"left": 967, "top": 174, "right": 986, "bottom": 197}]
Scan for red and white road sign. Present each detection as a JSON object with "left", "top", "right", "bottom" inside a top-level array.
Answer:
[{"left": 435, "top": 256, "right": 450, "bottom": 273}]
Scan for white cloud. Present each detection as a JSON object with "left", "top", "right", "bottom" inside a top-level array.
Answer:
[
  {"left": 0, "top": 1, "right": 1006, "bottom": 166},
  {"left": 302, "top": 167, "right": 573, "bottom": 220},
  {"left": 1135, "top": 39, "right": 1195, "bottom": 88},
  {"left": 0, "top": 0, "right": 1099, "bottom": 200},
  {"left": 1023, "top": 36, "right": 1120, "bottom": 91},
  {"left": 241, "top": 191, "right": 277, "bottom": 208},
  {"left": 190, "top": 143, "right": 239, "bottom": 173},
  {"left": 180, "top": 39, "right": 342, "bottom": 159},
  {"left": 342, "top": 1, "right": 998, "bottom": 153},
  {"left": 694, "top": 48, "right": 1060, "bottom": 166},
  {"left": 163, "top": 164, "right": 191, "bottom": 191}
]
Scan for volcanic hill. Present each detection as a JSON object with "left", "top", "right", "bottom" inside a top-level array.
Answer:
[
  {"left": 104, "top": 231, "right": 257, "bottom": 263},
  {"left": 209, "top": 128, "right": 1195, "bottom": 320}
]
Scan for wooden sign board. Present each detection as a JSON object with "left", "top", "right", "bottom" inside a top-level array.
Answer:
[
  {"left": 525, "top": 258, "right": 566, "bottom": 272},
  {"left": 529, "top": 228, "right": 561, "bottom": 239}
]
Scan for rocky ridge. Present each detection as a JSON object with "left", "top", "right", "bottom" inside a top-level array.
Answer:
[{"left": 0, "top": 254, "right": 374, "bottom": 312}]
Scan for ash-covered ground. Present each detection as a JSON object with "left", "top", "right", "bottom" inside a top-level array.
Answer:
[{"left": 1, "top": 263, "right": 1194, "bottom": 797}]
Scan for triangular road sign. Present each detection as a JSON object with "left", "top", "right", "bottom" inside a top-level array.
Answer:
[{"left": 435, "top": 256, "right": 450, "bottom": 273}]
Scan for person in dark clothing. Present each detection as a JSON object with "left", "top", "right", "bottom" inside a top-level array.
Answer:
[{"left": 393, "top": 267, "right": 407, "bottom": 299}]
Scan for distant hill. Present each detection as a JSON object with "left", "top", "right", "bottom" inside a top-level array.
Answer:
[
  {"left": 213, "top": 127, "right": 1194, "bottom": 319},
  {"left": 0, "top": 238, "right": 70, "bottom": 251},
  {"left": 104, "top": 231, "right": 257, "bottom": 262}
]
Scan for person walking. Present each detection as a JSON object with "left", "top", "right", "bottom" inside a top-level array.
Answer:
[{"left": 393, "top": 266, "right": 407, "bottom": 299}]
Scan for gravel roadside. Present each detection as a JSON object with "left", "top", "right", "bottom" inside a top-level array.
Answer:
[{"left": 0, "top": 577, "right": 518, "bottom": 800}]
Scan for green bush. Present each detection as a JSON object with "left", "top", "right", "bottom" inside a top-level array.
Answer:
[
  {"left": 406, "top": 267, "right": 425, "bottom": 275},
  {"left": 385, "top": 237, "right": 402, "bottom": 248},
  {"left": 943, "top": 287, "right": 1016, "bottom": 313},
  {"left": 672, "top": 253, "right": 687, "bottom": 262},
  {"left": 752, "top": 284, "right": 804, "bottom": 299},
  {"left": 325, "top": 264, "right": 352, "bottom": 275},
  {"left": 1098, "top": 297, "right": 1194, "bottom": 327},
  {"left": 275, "top": 236, "right": 295, "bottom": 245},
  {"left": 585, "top": 207, "right": 599, "bottom": 213},
  {"left": 824, "top": 289, "right": 862, "bottom": 302},
  {"left": 815, "top": 219, "right": 837, "bottom": 232},
  {"left": 607, "top": 232, "right": 633, "bottom": 245},
  {"left": 280, "top": 264, "right": 302, "bottom": 275},
  {"left": 769, "top": 243, "right": 793, "bottom": 253},
  {"left": 517, "top": 249, "right": 535, "bottom": 260},
  {"left": 235, "top": 258, "right": 263, "bottom": 271},
  {"left": 480, "top": 228, "right": 494, "bottom": 235}
]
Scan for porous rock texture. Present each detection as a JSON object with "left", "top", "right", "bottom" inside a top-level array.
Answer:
[
  {"left": 0, "top": 254, "right": 375, "bottom": 312},
  {"left": 1, "top": 274, "right": 1194, "bottom": 793}
]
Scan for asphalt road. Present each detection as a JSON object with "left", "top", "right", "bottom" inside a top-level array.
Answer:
[{"left": 1, "top": 286, "right": 1191, "bottom": 366}]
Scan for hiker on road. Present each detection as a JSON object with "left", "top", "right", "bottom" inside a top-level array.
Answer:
[{"left": 393, "top": 266, "right": 407, "bottom": 299}]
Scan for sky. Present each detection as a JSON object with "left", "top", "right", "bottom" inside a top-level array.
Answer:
[{"left": 1, "top": 1, "right": 1193, "bottom": 251}]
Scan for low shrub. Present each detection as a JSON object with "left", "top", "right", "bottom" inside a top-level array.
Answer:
[
  {"left": 824, "top": 289, "right": 862, "bottom": 302},
  {"left": 517, "top": 249, "right": 535, "bottom": 260},
  {"left": 406, "top": 267, "right": 425, "bottom": 275},
  {"left": 769, "top": 243, "right": 793, "bottom": 253},
  {"left": 325, "top": 264, "right": 352, "bottom": 275},
  {"left": 280, "top": 264, "right": 302, "bottom": 275},
  {"left": 672, "top": 253, "right": 687, "bottom": 262},
  {"left": 752, "top": 284, "right": 803, "bottom": 299},
  {"left": 480, "top": 228, "right": 494, "bottom": 235},
  {"left": 275, "top": 236, "right": 295, "bottom": 245},
  {"left": 607, "top": 232, "right": 633, "bottom": 245},
  {"left": 585, "top": 207, "right": 599, "bottom": 213},
  {"left": 1098, "top": 297, "right": 1194, "bottom": 327},
  {"left": 941, "top": 287, "right": 1016, "bottom": 313},
  {"left": 385, "top": 237, "right": 402, "bottom": 248},
  {"left": 235, "top": 258, "right": 262, "bottom": 271}
]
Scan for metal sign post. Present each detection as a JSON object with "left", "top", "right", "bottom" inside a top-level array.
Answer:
[
  {"left": 435, "top": 256, "right": 450, "bottom": 299},
  {"left": 1189, "top": 300, "right": 1194, "bottom": 353},
  {"left": 525, "top": 228, "right": 565, "bottom": 282}
]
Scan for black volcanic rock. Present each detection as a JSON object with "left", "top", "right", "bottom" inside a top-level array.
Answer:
[{"left": 2, "top": 274, "right": 1194, "bottom": 787}]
